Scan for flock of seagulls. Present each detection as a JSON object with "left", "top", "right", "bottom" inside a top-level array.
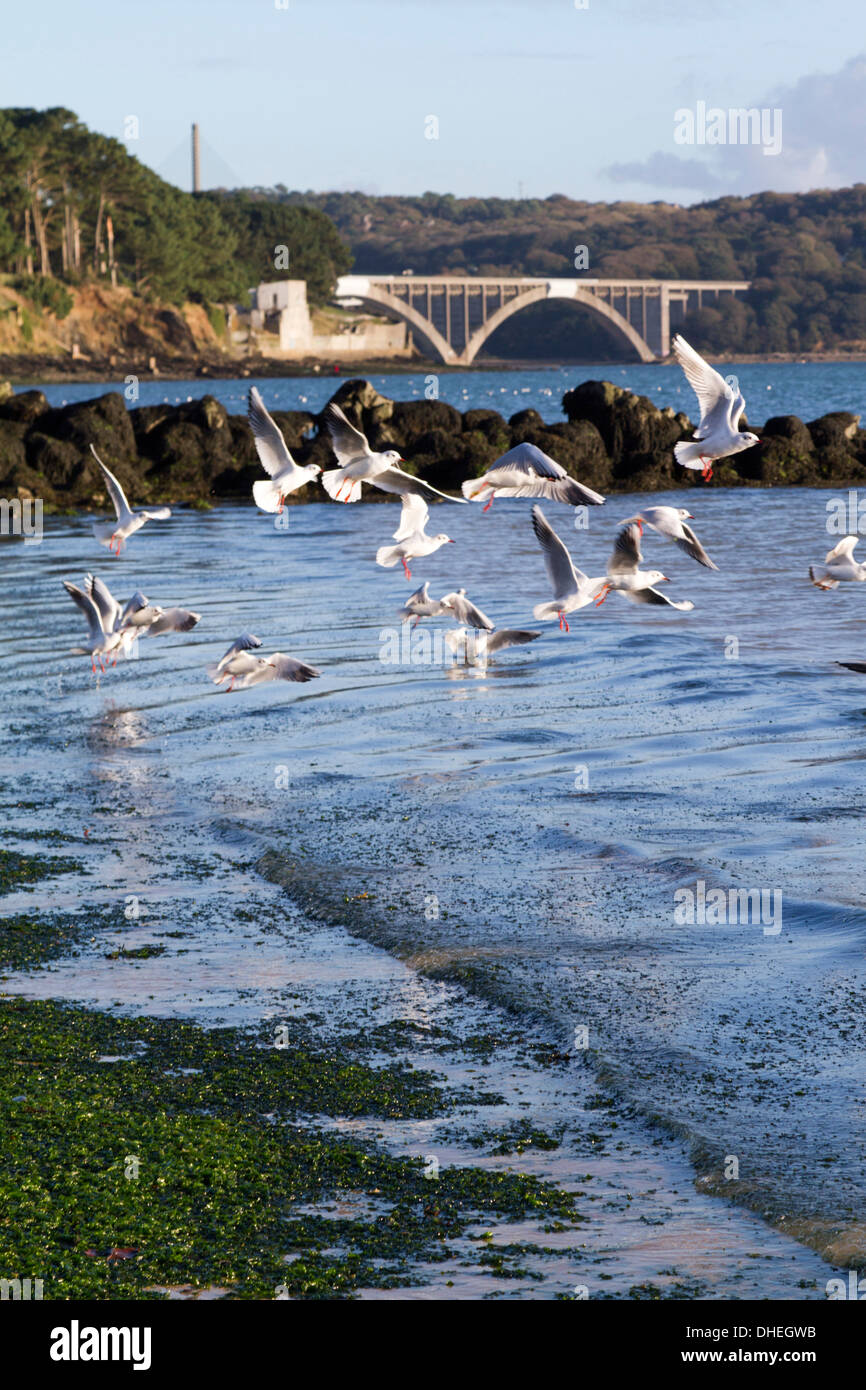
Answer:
[{"left": 58, "top": 333, "right": 864, "bottom": 683}]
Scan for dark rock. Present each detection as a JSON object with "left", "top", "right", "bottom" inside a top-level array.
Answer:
[
  {"left": 390, "top": 399, "right": 463, "bottom": 445},
  {"left": 509, "top": 408, "right": 546, "bottom": 436},
  {"left": 762, "top": 415, "right": 815, "bottom": 453},
  {"left": 808, "top": 411, "right": 861, "bottom": 449},
  {"left": 38, "top": 392, "right": 137, "bottom": 471},
  {"left": 0, "top": 389, "right": 49, "bottom": 424},
  {"left": 562, "top": 380, "right": 687, "bottom": 461}
]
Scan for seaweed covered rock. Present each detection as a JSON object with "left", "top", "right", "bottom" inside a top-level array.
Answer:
[
  {"left": 0, "top": 389, "right": 49, "bottom": 424},
  {"left": 561, "top": 380, "right": 691, "bottom": 480}
]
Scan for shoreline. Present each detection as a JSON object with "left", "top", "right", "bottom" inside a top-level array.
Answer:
[{"left": 4, "top": 349, "right": 866, "bottom": 388}]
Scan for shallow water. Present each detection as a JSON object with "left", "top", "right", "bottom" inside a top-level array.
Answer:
[
  {"left": 3, "top": 477, "right": 866, "bottom": 1288},
  {"left": 20, "top": 358, "right": 866, "bottom": 424}
]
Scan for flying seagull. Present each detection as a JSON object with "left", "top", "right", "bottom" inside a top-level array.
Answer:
[
  {"left": 207, "top": 634, "right": 320, "bottom": 692},
  {"left": 321, "top": 402, "right": 465, "bottom": 504},
  {"left": 809, "top": 536, "right": 866, "bottom": 589},
  {"left": 620, "top": 507, "right": 718, "bottom": 570},
  {"left": 248, "top": 386, "right": 321, "bottom": 512},
  {"left": 439, "top": 588, "right": 495, "bottom": 632},
  {"left": 595, "top": 522, "right": 695, "bottom": 610},
  {"left": 462, "top": 442, "right": 605, "bottom": 511},
  {"left": 672, "top": 334, "right": 760, "bottom": 480},
  {"left": 90, "top": 445, "right": 171, "bottom": 554},
  {"left": 376, "top": 494, "right": 455, "bottom": 580},
  {"left": 530, "top": 505, "right": 608, "bottom": 632},
  {"left": 398, "top": 581, "right": 448, "bottom": 627}
]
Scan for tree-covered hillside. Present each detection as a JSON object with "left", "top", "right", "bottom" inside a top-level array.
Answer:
[
  {"left": 256, "top": 186, "right": 866, "bottom": 354},
  {"left": 0, "top": 109, "right": 352, "bottom": 309}
]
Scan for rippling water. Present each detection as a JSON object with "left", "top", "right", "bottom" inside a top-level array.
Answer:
[
  {"left": 3, "top": 470, "right": 866, "bottom": 1270},
  {"left": 21, "top": 358, "right": 866, "bottom": 424}
]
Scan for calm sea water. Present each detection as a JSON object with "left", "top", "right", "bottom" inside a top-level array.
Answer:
[
  {"left": 19, "top": 359, "right": 866, "bottom": 424},
  {"left": 4, "top": 363, "right": 866, "bottom": 1282}
]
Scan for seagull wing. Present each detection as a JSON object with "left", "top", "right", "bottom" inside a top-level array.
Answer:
[
  {"left": 370, "top": 467, "right": 466, "bottom": 503},
  {"left": 442, "top": 593, "right": 494, "bottom": 630},
  {"left": 248, "top": 386, "right": 295, "bottom": 477},
  {"left": 825, "top": 536, "right": 859, "bottom": 562},
  {"left": 139, "top": 506, "right": 172, "bottom": 521},
  {"left": 264, "top": 653, "right": 322, "bottom": 683},
  {"left": 393, "top": 493, "right": 429, "bottom": 540},
  {"left": 621, "top": 586, "right": 695, "bottom": 610},
  {"left": 325, "top": 402, "right": 374, "bottom": 465},
  {"left": 90, "top": 445, "right": 133, "bottom": 521},
  {"left": 119, "top": 591, "right": 155, "bottom": 626},
  {"left": 63, "top": 580, "right": 105, "bottom": 643},
  {"left": 145, "top": 607, "right": 201, "bottom": 636},
  {"left": 216, "top": 632, "right": 262, "bottom": 673},
  {"left": 487, "top": 442, "right": 568, "bottom": 480},
  {"left": 675, "top": 522, "right": 718, "bottom": 570},
  {"left": 85, "top": 574, "right": 121, "bottom": 632},
  {"left": 608, "top": 523, "right": 643, "bottom": 574},
  {"left": 486, "top": 629, "right": 541, "bottom": 652},
  {"left": 672, "top": 335, "right": 737, "bottom": 438},
  {"left": 530, "top": 505, "right": 581, "bottom": 600}
]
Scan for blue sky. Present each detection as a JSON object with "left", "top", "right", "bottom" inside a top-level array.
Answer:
[{"left": 5, "top": 0, "right": 864, "bottom": 202}]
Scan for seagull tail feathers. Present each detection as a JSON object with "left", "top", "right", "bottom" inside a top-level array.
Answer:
[
  {"left": 533, "top": 601, "right": 563, "bottom": 622},
  {"left": 321, "top": 469, "right": 362, "bottom": 503},
  {"left": 252, "top": 479, "right": 283, "bottom": 513},
  {"left": 92, "top": 521, "right": 120, "bottom": 549},
  {"left": 674, "top": 440, "right": 706, "bottom": 469},
  {"left": 376, "top": 544, "right": 402, "bottom": 568}
]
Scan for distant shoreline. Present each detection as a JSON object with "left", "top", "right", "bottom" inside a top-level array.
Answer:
[{"left": 5, "top": 349, "right": 866, "bottom": 388}]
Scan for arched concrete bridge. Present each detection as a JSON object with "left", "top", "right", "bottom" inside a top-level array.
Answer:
[{"left": 333, "top": 275, "right": 751, "bottom": 364}]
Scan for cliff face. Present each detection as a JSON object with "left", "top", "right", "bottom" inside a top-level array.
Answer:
[{"left": 1, "top": 377, "right": 864, "bottom": 512}]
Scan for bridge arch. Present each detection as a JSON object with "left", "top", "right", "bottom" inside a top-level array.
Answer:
[
  {"left": 332, "top": 283, "right": 458, "bottom": 365},
  {"left": 462, "top": 286, "right": 656, "bottom": 365}
]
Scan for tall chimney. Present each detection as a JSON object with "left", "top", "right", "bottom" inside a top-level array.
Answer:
[{"left": 192, "top": 123, "right": 201, "bottom": 194}]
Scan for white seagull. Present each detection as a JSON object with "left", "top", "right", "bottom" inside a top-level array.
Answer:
[
  {"left": 462, "top": 442, "right": 606, "bottom": 511},
  {"left": 248, "top": 386, "right": 322, "bottom": 513},
  {"left": 672, "top": 334, "right": 760, "bottom": 480},
  {"left": 207, "top": 634, "right": 320, "bottom": 692},
  {"left": 445, "top": 627, "right": 541, "bottom": 664},
  {"left": 621, "top": 507, "right": 718, "bottom": 570},
  {"left": 809, "top": 536, "right": 866, "bottom": 589},
  {"left": 595, "top": 523, "right": 695, "bottom": 610},
  {"left": 439, "top": 588, "right": 494, "bottom": 632},
  {"left": 90, "top": 445, "right": 172, "bottom": 554},
  {"left": 322, "top": 402, "right": 465, "bottom": 504},
  {"left": 530, "top": 505, "right": 608, "bottom": 632},
  {"left": 376, "top": 494, "right": 455, "bottom": 581},
  {"left": 398, "top": 581, "right": 447, "bottom": 627},
  {"left": 63, "top": 580, "right": 127, "bottom": 671},
  {"left": 86, "top": 573, "right": 200, "bottom": 653}
]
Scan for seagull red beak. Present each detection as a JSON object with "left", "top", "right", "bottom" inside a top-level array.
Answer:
[{"left": 447, "top": 538, "right": 455, "bottom": 543}]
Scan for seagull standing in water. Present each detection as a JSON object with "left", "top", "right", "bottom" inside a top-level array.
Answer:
[
  {"left": 445, "top": 627, "right": 541, "bottom": 665},
  {"left": 90, "top": 446, "right": 171, "bottom": 554},
  {"left": 672, "top": 335, "right": 760, "bottom": 480},
  {"left": 376, "top": 494, "right": 455, "bottom": 581},
  {"left": 809, "top": 536, "right": 866, "bottom": 589},
  {"left": 322, "top": 403, "right": 465, "bottom": 504},
  {"left": 462, "top": 442, "right": 606, "bottom": 511},
  {"left": 595, "top": 523, "right": 695, "bottom": 610},
  {"left": 248, "top": 386, "right": 321, "bottom": 512},
  {"left": 530, "top": 505, "right": 608, "bottom": 631},
  {"left": 620, "top": 507, "right": 718, "bottom": 570}
]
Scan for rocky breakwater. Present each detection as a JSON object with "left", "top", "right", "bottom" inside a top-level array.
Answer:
[{"left": 1, "top": 376, "right": 865, "bottom": 513}]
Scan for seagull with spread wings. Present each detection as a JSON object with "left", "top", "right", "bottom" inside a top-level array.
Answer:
[
  {"left": 620, "top": 507, "right": 718, "bottom": 570},
  {"left": 595, "top": 522, "right": 695, "bottom": 611},
  {"left": 248, "top": 386, "right": 321, "bottom": 513},
  {"left": 438, "top": 588, "right": 494, "bottom": 632},
  {"left": 530, "top": 505, "right": 608, "bottom": 632},
  {"left": 672, "top": 335, "right": 760, "bottom": 480},
  {"left": 322, "top": 402, "right": 465, "bottom": 504},
  {"left": 85, "top": 573, "right": 200, "bottom": 654},
  {"left": 398, "top": 581, "right": 448, "bottom": 627},
  {"left": 463, "top": 442, "right": 605, "bottom": 511},
  {"left": 90, "top": 445, "right": 172, "bottom": 554},
  {"left": 207, "top": 633, "right": 320, "bottom": 692},
  {"left": 809, "top": 536, "right": 866, "bottom": 589},
  {"left": 376, "top": 493, "right": 455, "bottom": 580}
]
